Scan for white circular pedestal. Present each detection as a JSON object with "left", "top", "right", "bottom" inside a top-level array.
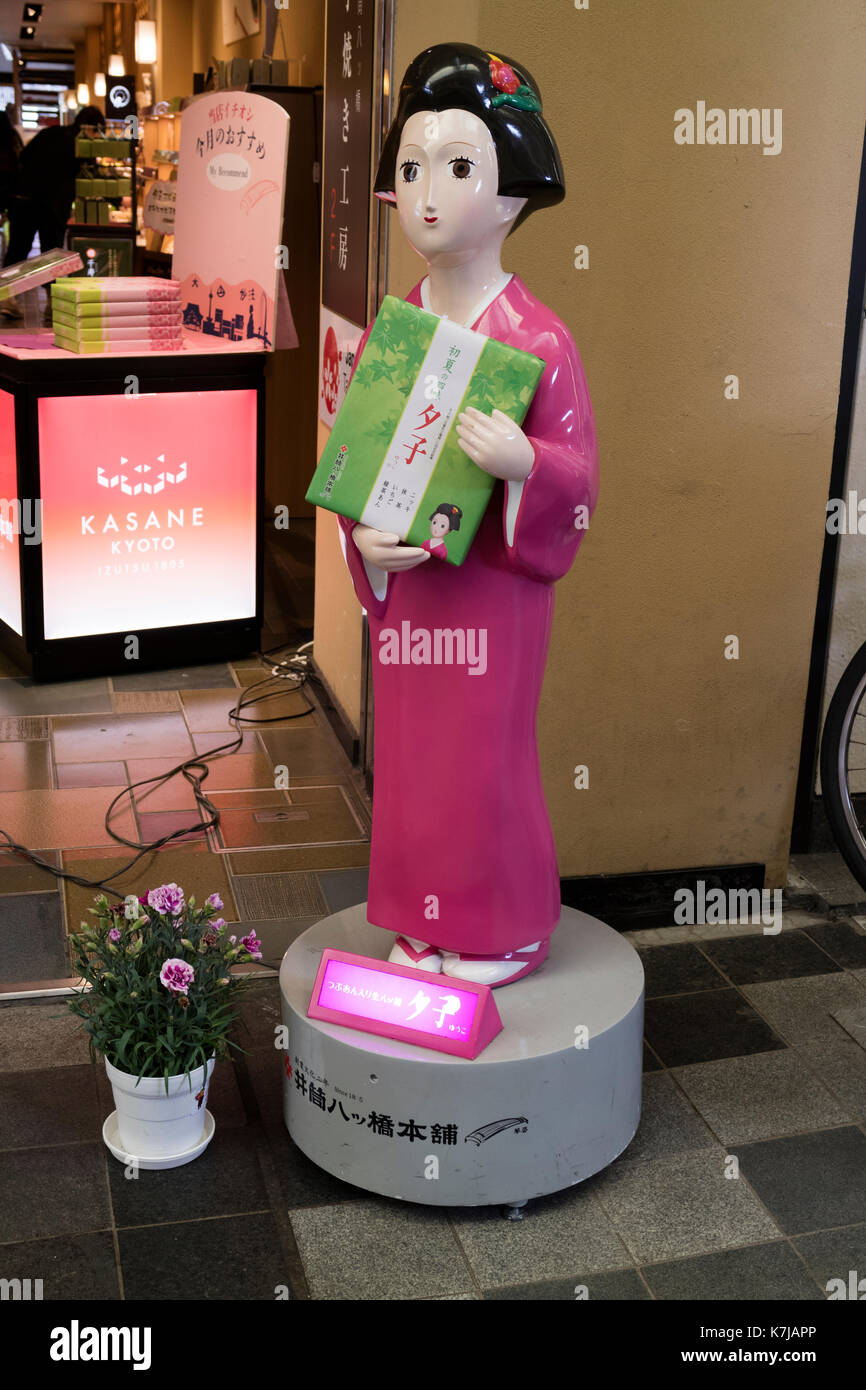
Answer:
[{"left": 279, "top": 905, "right": 644, "bottom": 1210}]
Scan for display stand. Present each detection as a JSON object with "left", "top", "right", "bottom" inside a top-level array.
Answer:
[
  {"left": 0, "top": 90, "right": 293, "bottom": 681},
  {"left": 279, "top": 905, "right": 644, "bottom": 1214}
]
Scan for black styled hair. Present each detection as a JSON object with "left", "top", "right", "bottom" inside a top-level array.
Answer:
[
  {"left": 73, "top": 106, "right": 106, "bottom": 132},
  {"left": 430, "top": 503, "right": 463, "bottom": 533},
  {"left": 375, "top": 43, "right": 564, "bottom": 235}
]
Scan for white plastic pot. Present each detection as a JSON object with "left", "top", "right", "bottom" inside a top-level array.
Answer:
[{"left": 105, "top": 1054, "right": 215, "bottom": 1159}]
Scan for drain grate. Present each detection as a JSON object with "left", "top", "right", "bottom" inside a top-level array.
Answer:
[
  {"left": 232, "top": 871, "right": 327, "bottom": 921},
  {"left": 0, "top": 717, "right": 51, "bottom": 741}
]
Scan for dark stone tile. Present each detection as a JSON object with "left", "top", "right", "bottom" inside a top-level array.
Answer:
[
  {"left": 108, "top": 1126, "right": 269, "bottom": 1229},
  {"left": 626, "top": 1072, "right": 715, "bottom": 1161},
  {"left": 0, "top": 998, "right": 92, "bottom": 1072},
  {"left": 0, "top": 892, "right": 69, "bottom": 984},
  {"left": 118, "top": 1212, "right": 289, "bottom": 1299},
  {"left": 643, "top": 989, "right": 788, "bottom": 1068},
  {"left": 231, "top": 978, "right": 283, "bottom": 1049},
  {"left": 246, "top": 1047, "right": 288, "bottom": 1130},
  {"left": 643, "top": 1041, "right": 663, "bottom": 1073},
  {"left": 794, "top": 1222, "right": 866, "bottom": 1293},
  {"left": 642, "top": 1241, "right": 822, "bottom": 1300},
  {"left": 0, "top": 1231, "right": 120, "bottom": 1300},
  {"left": 790, "top": 854, "right": 866, "bottom": 912},
  {"left": 700, "top": 931, "right": 842, "bottom": 985},
  {"left": 484, "top": 1268, "right": 649, "bottom": 1300},
  {"left": 112, "top": 664, "right": 234, "bottom": 691},
  {"left": 266, "top": 1123, "right": 364, "bottom": 1208},
  {"left": 638, "top": 942, "right": 728, "bottom": 998},
  {"left": 318, "top": 867, "right": 370, "bottom": 915},
  {"left": 0, "top": 1143, "right": 110, "bottom": 1242},
  {"left": 0, "top": 1065, "right": 101, "bottom": 1148},
  {"left": 804, "top": 922, "right": 866, "bottom": 970},
  {"left": 737, "top": 1128, "right": 866, "bottom": 1235}
]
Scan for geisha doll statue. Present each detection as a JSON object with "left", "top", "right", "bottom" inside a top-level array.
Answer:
[{"left": 338, "top": 43, "right": 599, "bottom": 988}]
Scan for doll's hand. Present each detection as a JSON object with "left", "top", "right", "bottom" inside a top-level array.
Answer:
[
  {"left": 352, "top": 524, "right": 431, "bottom": 572},
  {"left": 456, "top": 406, "right": 535, "bottom": 482}
]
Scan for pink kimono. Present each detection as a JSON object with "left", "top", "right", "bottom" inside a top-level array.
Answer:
[{"left": 338, "top": 272, "right": 599, "bottom": 955}]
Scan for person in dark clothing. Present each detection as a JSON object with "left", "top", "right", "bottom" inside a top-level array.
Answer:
[
  {"left": 0, "top": 110, "right": 22, "bottom": 225},
  {"left": 1, "top": 106, "right": 104, "bottom": 319},
  {"left": 6, "top": 105, "right": 105, "bottom": 264}
]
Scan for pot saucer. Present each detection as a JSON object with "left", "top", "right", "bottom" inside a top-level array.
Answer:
[{"left": 102, "top": 1110, "right": 215, "bottom": 1169}]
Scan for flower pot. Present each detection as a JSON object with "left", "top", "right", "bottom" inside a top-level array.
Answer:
[{"left": 104, "top": 1055, "right": 215, "bottom": 1161}]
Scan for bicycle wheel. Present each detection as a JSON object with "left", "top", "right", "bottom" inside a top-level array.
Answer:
[{"left": 820, "top": 637, "right": 866, "bottom": 889}]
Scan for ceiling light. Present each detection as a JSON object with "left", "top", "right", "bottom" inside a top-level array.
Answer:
[
  {"left": 108, "top": 54, "right": 124, "bottom": 77},
  {"left": 135, "top": 20, "right": 157, "bottom": 65},
  {"left": 76, "top": 83, "right": 89, "bottom": 105},
  {"left": 93, "top": 72, "right": 106, "bottom": 97}
]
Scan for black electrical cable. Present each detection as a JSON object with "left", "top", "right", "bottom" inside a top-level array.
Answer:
[{"left": 0, "top": 641, "right": 317, "bottom": 901}]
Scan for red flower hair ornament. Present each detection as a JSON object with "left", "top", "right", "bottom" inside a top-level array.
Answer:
[{"left": 488, "top": 54, "right": 542, "bottom": 114}]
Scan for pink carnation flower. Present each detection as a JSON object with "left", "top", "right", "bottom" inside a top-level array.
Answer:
[
  {"left": 147, "top": 883, "right": 186, "bottom": 917},
  {"left": 159, "top": 958, "right": 195, "bottom": 995},
  {"left": 206, "top": 893, "right": 223, "bottom": 910},
  {"left": 241, "top": 932, "right": 263, "bottom": 960}
]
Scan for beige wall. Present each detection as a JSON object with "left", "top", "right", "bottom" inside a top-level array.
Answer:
[
  {"left": 314, "top": 0, "right": 866, "bottom": 888},
  {"left": 149, "top": 0, "right": 326, "bottom": 103},
  {"left": 190, "top": 0, "right": 324, "bottom": 84}
]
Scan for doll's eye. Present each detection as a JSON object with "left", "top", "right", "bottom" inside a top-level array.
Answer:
[
  {"left": 449, "top": 156, "right": 476, "bottom": 179},
  {"left": 400, "top": 160, "right": 420, "bottom": 183}
]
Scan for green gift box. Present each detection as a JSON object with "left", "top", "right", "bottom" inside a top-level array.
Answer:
[{"left": 306, "top": 295, "right": 544, "bottom": 567}]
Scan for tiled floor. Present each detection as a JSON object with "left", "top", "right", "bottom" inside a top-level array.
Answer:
[
  {"left": 2, "top": 635, "right": 866, "bottom": 1296},
  {"left": 0, "top": 652, "right": 369, "bottom": 990},
  {"left": 2, "top": 884, "right": 866, "bottom": 1295}
]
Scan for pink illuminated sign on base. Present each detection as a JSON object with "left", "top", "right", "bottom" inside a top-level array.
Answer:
[{"left": 307, "top": 949, "right": 503, "bottom": 1059}]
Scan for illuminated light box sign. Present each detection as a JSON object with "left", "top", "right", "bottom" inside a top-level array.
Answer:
[
  {"left": 307, "top": 948, "right": 503, "bottom": 1059},
  {"left": 38, "top": 389, "right": 257, "bottom": 640},
  {"left": 0, "top": 388, "right": 22, "bottom": 636}
]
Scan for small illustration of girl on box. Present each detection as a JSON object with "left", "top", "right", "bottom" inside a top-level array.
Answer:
[{"left": 422, "top": 502, "right": 462, "bottom": 559}]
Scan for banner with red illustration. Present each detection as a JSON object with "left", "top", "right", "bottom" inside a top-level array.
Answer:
[
  {"left": 172, "top": 91, "right": 292, "bottom": 351},
  {"left": 38, "top": 390, "right": 257, "bottom": 641},
  {"left": 318, "top": 306, "right": 362, "bottom": 428}
]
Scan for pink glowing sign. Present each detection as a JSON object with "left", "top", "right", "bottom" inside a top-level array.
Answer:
[
  {"left": 308, "top": 949, "right": 503, "bottom": 1059},
  {"left": 37, "top": 389, "right": 257, "bottom": 640},
  {"left": 0, "top": 388, "right": 22, "bottom": 636}
]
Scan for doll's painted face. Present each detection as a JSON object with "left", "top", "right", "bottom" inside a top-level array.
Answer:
[
  {"left": 394, "top": 108, "right": 526, "bottom": 262},
  {"left": 430, "top": 513, "right": 450, "bottom": 539}
]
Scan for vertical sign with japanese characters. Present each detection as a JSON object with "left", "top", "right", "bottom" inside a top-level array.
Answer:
[{"left": 318, "top": 0, "right": 377, "bottom": 425}]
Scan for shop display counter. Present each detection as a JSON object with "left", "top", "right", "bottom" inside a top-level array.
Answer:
[{"left": 0, "top": 331, "right": 265, "bottom": 680}]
